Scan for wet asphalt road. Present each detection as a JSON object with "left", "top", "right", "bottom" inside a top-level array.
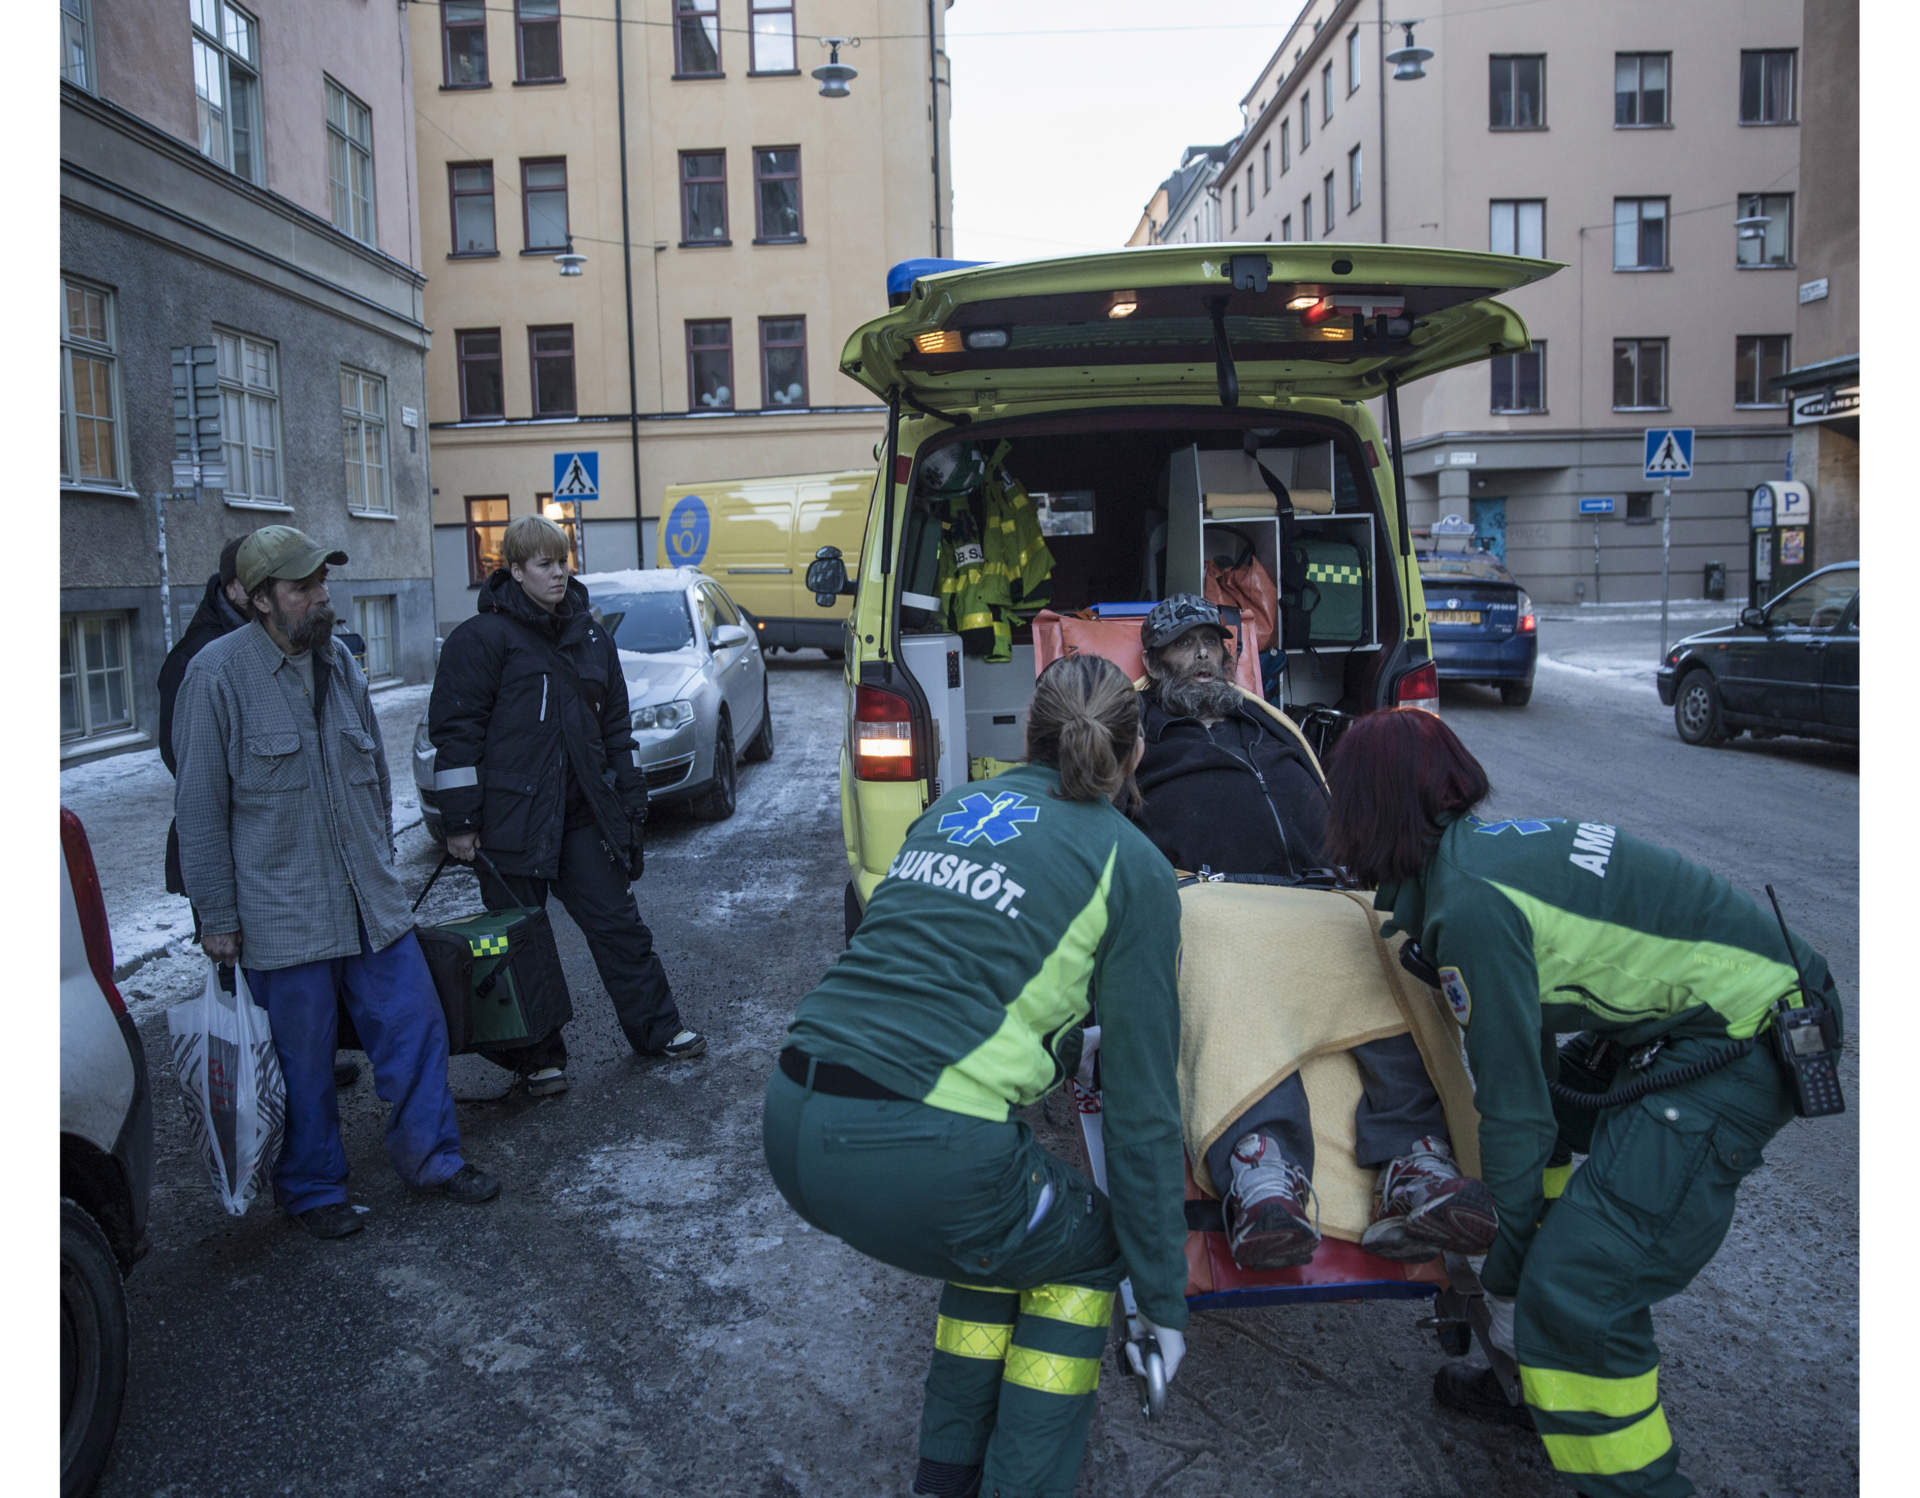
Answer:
[{"left": 100, "top": 642, "right": 1857, "bottom": 1498}]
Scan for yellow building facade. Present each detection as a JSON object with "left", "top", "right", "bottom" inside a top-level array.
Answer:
[{"left": 410, "top": 0, "right": 953, "bottom": 632}]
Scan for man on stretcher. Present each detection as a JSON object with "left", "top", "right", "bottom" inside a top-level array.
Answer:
[{"left": 1128, "top": 594, "right": 1498, "bottom": 1270}]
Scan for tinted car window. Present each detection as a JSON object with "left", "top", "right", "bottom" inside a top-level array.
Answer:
[
  {"left": 602, "top": 592, "right": 694, "bottom": 652},
  {"left": 1770, "top": 569, "right": 1859, "bottom": 629},
  {"left": 693, "top": 587, "right": 718, "bottom": 639},
  {"left": 705, "top": 584, "right": 741, "bottom": 627}
]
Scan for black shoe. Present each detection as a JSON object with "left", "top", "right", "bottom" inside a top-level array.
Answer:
[
  {"left": 436, "top": 1164, "right": 500, "bottom": 1204},
  {"left": 295, "top": 1202, "right": 364, "bottom": 1239},
  {"left": 1432, "top": 1365, "right": 1534, "bottom": 1430},
  {"left": 333, "top": 1059, "right": 362, "bottom": 1088},
  {"left": 642, "top": 1029, "right": 706, "bottom": 1060},
  {"left": 912, "top": 1458, "right": 982, "bottom": 1498}
]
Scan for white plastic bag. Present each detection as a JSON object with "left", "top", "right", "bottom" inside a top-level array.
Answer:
[{"left": 167, "top": 962, "right": 287, "bottom": 1215}]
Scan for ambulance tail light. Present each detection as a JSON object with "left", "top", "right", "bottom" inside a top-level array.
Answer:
[
  {"left": 854, "top": 685, "right": 918, "bottom": 781},
  {"left": 1394, "top": 660, "right": 1441, "bottom": 715},
  {"left": 61, "top": 807, "right": 126, "bottom": 1019}
]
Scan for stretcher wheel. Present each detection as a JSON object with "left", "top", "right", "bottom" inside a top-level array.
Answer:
[{"left": 1135, "top": 1340, "right": 1168, "bottom": 1419}]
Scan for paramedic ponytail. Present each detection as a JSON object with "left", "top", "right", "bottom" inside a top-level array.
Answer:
[{"left": 1027, "top": 654, "right": 1142, "bottom": 810}]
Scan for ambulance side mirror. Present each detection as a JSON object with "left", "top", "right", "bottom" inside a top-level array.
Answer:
[{"left": 807, "top": 546, "right": 851, "bottom": 607}]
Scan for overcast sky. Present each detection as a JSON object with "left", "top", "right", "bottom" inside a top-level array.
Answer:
[{"left": 944, "top": 0, "right": 1295, "bottom": 264}]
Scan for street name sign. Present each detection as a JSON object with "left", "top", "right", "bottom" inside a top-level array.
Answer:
[
  {"left": 553, "top": 450, "right": 600, "bottom": 499},
  {"left": 1578, "top": 497, "right": 1615, "bottom": 515},
  {"left": 1643, "top": 428, "right": 1694, "bottom": 481}
]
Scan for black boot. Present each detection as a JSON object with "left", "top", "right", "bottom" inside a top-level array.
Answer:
[
  {"left": 1432, "top": 1364, "right": 1535, "bottom": 1430},
  {"left": 912, "top": 1458, "right": 982, "bottom": 1498}
]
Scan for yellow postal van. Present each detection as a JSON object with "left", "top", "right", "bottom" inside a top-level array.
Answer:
[{"left": 657, "top": 470, "right": 875, "bottom": 656}]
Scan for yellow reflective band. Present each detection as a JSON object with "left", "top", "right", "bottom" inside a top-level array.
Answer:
[
  {"left": 1522, "top": 1363, "right": 1656, "bottom": 1417},
  {"left": 1542, "top": 1163, "right": 1574, "bottom": 1199},
  {"left": 1307, "top": 563, "right": 1362, "bottom": 584},
  {"left": 1002, "top": 1346, "right": 1101, "bottom": 1397},
  {"left": 949, "top": 1282, "right": 1018, "bottom": 1296},
  {"left": 469, "top": 933, "right": 509, "bottom": 957},
  {"left": 934, "top": 1316, "right": 1012, "bottom": 1362},
  {"left": 957, "top": 610, "right": 995, "bottom": 631},
  {"left": 1539, "top": 1405, "right": 1673, "bottom": 1476},
  {"left": 1019, "top": 1284, "right": 1113, "bottom": 1329}
]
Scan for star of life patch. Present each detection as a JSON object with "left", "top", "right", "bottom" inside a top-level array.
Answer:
[{"left": 1439, "top": 966, "right": 1472, "bottom": 1025}]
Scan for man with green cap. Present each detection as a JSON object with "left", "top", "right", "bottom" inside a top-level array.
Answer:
[{"left": 173, "top": 526, "right": 498, "bottom": 1239}]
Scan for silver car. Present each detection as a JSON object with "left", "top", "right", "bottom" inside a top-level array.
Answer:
[{"left": 414, "top": 566, "right": 772, "bottom": 837}]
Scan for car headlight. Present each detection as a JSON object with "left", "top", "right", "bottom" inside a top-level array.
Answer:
[
  {"left": 632, "top": 700, "right": 695, "bottom": 732},
  {"left": 414, "top": 720, "right": 434, "bottom": 754}
]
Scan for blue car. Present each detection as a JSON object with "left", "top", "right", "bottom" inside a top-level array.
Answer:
[{"left": 1416, "top": 545, "right": 1538, "bottom": 706}]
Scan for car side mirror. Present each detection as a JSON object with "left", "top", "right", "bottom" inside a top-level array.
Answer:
[
  {"left": 711, "top": 623, "right": 752, "bottom": 650},
  {"left": 806, "top": 545, "right": 851, "bottom": 607},
  {"left": 1740, "top": 606, "right": 1766, "bottom": 629}
]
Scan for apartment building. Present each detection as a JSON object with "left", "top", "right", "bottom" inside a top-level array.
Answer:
[
  {"left": 410, "top": 1, "right": 954, "bottom": 636},
  {"left": 1191, "top": 0, "right": 1818, "bottom": 603},
  {"left": 59, "top": 0, "right": 434, "bottom": 762},
  {"left": 1133, "top": 141, "right": 1237, "bottom": 247}
]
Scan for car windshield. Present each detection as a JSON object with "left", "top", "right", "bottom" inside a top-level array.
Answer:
[
  {"left": 1769, "top": 569, "right": 1858, "bottom": 629},
  {"left": 1417, "top": 552, "right": 1511, "bottom": 582},
  {"left": 598, "top": 592, "right": 694, "bottom": 653}
]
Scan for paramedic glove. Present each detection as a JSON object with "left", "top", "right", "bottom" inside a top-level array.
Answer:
[
  {"left": 1484, "top": 1294, "right": 1516, "bottom": 1359},
  {"left": 1125, "top": 1318, "right": 1186, "bottom": 1385},
  {"left": 1074, "top": 1025, "right": 1102, "bottom": 1090}
]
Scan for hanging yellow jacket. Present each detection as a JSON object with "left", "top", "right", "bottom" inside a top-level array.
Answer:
[{"left": 935, "top": 445, "right": 1055, "bottom": 662}]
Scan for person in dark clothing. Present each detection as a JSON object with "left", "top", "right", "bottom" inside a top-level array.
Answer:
[
  {"left": 1130, "top": 593, "right": 1495, "bottom": 1271},
  {"left": 428, "top": 515, "right": 704, "bottom": 1096}
]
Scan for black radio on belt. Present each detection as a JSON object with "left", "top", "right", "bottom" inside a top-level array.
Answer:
[{"left": 1765, "top": 885, "right": 1846, "bottom": 1119}]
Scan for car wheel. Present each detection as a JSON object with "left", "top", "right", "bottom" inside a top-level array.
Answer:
[
  {"left": 1499, "top": 681, "right": 1533, "bottom": 707},
  {"left": 62, "top": 1198, "right": 129, "bottom": 1498},
  {"left": 1673, "top": 670, "right": 1728, "bottom": 746},
  {"left": 822, "top": 647, "right": 845, "bottom": 662},
  {"left": 743, "top": 680, "right": 774, "bottom": 763},
  {"left": 693, "top": 718, "right": 737, "bottom": 821}
]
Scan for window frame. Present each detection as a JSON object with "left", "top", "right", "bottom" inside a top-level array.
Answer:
[
  {"left": 539, "top": 495, "right": 584, "bottom": 571},
  {"left": 514, "top": 0, "right": 563, "bottom": 83},
  {"left": 1347, "top": 144, "right": 1362, "bottom": 212},
  {"left": 1489, "top": 198, "right": 1545, "bottom": 259},
  {"left": 1322, "top": 61, "right": 1334, "bottom": 123},
  {"left": 1625, "top": 491, "right": 1653, "bottom": 524},
  {"left": 1300, "top": 94, "right": 1311, "bottom": 149},
  {"left": 456, "top": 328, "right": 505, "bottom": 421},
  {"left": 1490, "top": 343, "right": 1547, "bottom": 414},
  {"left": 441, "top": 0, "right": 489, "bottom": 87},
  {"left": 1281, "top": 213, "right": 1292, "bottom": 242},
  {"left": 1739, "top": 49, "right": 1797, "bottom": 125},
  {"left": 686, "top": 319, "right": 735, "bottom": 411},
  {"left": 749, "top": 0, "right": 798, "bottom": 74},
  {"left": 1489, "top": 53, "right": 1547, "bottom": 130},
  {"left": 1230, "top": 183, "right": 1239, "bottom": 231},
  {"left": 1301, "top": 193, "right": 1313, "bottom": 241},
  {"left": 752, "top": 146, "right": 804, "bottom": 242},
  {"left": 1612, "top": 196, "right": 1670, "bottom": 271},
  {"left": 1735, "top": 334, "right": 1792, "bottom": 408},
  {"left": 1347, "top": 26, "right": 1361, "bottom": 95},
  {"left": 679, "top": 149, "right": 730, "bottom": 245},
  {"left": 341, "top": 367, "right": 391, "bottom": 516},
  {"left": 1262, "top": 142, "right": 1271, "bottom": 194},
  {"left": 1614, "top": 51, "right": 1670, "bottom": 128},
  {"left": 61, "top": 0, "right": 94, "bottom": 91},
  {"left": 674, "top": 0, "right": 723, "bottom": 78},
  {"left": 214, "top": 326, "right": 285, "bottom": 508},
  {"left": 1612, "top": 338, "right": 1670, "bottom": 412},
  {"left": 60, "top": 276, "right": 127, "bottom": 491},
  {"left": 1735, "top": 192, "right": 1794, "bottom": 268},
  {"left": 448, "top": 161, "right": 497, "bottom": 256},
  {"left": 191, "top": 0, "right": 265, "bottom": 184},
  {"left": 1322, "top": 171, "right": 1335, "bottom": 235},
  {"left": 528, "top": 324, "right": 578, "bottom": 418},
  {"left": 325, "top": 77, "right": 377, "bottom": 246},
  {"left": 760, "top": 317, "right": 808, "bottom": 409},
  {"left": 465, "top": 496, "right": 510, "bottom": 585},
  {"left": 60, "top": 612, "right": 136, "bottom": 745},
  {"left": 520, "top": 155, "right": 570, "bottom": 251},
  {"left": 351, "top": 594, "right": 397, "bottom": 681},
  {"left": 1281, "top": 118, "right": 1291, "bottom": 172}
]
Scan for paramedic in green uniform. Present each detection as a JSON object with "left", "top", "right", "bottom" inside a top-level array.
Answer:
[
  {"left": 1324, "top": 708, "right": 1843, "bottom": 1498},
  {"left": 763, "top": 654, "right": 1189, "bottom": 1498}
]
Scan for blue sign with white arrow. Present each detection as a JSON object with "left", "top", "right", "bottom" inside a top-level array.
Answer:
[
  {"left": 553, "top": 450, "right": 600, "bottom": 500},
  {"left": 1643, "top": 428, "right": 1694, "bottom": 481},
  {"left": 1578, "top": 497, "right": 1616, "bottom": 515}
]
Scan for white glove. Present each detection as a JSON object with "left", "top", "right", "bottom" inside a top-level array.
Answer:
[
  {"left": 1073, "top": 1024, "right": 1102, "bottom": 1090},
  {"left": 1125, "top": 1316, "right": 1186, "bottom": 1385},
  {"left": 1484, "top": 1293, "right": 1516, "bottom": 1358}
]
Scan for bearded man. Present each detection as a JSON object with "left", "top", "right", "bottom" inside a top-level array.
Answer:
[
  {"left": 173, "top": 526, "right": 498, "bottom": 1239},
  {"left": 1129, "top": 594, "right": 1495, "bottom": 1272}
]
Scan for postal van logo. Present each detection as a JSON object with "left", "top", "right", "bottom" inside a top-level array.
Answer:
[
  {"left": 1439, "top": 966, "right": 1472, "bottom": 1025},
  {"left": 939, "top": 791, "right": 1040, "bottom": 848}
]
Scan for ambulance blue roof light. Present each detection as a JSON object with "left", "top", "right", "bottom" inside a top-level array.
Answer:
[{"left": 887, "top": 258, "right": 989, "bottom": 305}]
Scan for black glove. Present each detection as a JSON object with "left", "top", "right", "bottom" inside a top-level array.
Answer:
[{"left": 625, "top": 812, "right": 645, "bottom": 881}]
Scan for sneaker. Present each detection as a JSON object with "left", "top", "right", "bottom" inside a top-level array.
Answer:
[
  {"left": 1432, "top": 1365, "right": 1534, "bottom": 1430},
  {"left": 524, "top": 1066, "right": 570, "bottom": 1096},
  {"left": 436, "top": 1164, "right": 500, "bottom": 1205},
  {"left": 1224, "top": 1131, "right": 1319, "bottom": 1269},
  {"left": 1361, "top": 1134, "right": 1499, "bottom": 1261},
  {"left": 295, "top": 1202, "right": 364, "bottom": 1240},
  {"left": 644, "top": 1029, "right": 707, "bottom": 1060}
]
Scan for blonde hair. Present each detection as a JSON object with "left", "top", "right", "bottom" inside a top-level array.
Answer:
[
  {"left": 503, "top": 514, "right": 571, "bottom": 568},
  {"left": 1026, "top": 654, "right": 1142, "bottom": 809}
]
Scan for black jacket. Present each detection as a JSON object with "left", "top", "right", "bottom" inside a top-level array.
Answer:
[
  {"left": 428, "top": 571, "right": 648, "bottom": 879},
  {"left": 158, "top": 574, "right": 250, "bottom": 894},
  {"left": 1131, "top": 690, "right": 1330, "bottom": 879}
]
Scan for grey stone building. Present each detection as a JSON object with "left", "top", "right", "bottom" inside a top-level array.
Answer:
[{"left": 60, "top": 0, "right": 433, "bottom": 764}]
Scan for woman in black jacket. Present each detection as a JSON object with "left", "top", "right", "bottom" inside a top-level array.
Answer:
[{"left": 429, "top": 516, "right": 704, "bottom": 1094}]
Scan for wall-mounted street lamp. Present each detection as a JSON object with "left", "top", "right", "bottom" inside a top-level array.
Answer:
[
  {"left": 1735, "top": 214, "right": 1772, "bottom": 240},
  {"left": 553, "top": 242, "right": 587, "bottom": 276},
  {"left": 1385, "top": 21, "right": 1433, "bottom": 82},
  {"left": 812, "top": 36, "right": 860, "bottom": 98}
]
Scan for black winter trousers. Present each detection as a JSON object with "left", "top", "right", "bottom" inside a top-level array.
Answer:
[{"left": 476, "top": 823, "right": 682, "bottom": 1069}]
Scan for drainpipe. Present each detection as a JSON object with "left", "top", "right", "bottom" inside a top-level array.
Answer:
[
  {"left": 928, "top": 0, "right": 944, "bottom": 255},
  {"left": 614, "top": 0, "right": 644, "bottom": 566},
  {"left": 1376, "top": 0, "right": 1388, "bottom": 243}
]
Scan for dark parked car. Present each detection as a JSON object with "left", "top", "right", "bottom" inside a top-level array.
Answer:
[
  {"left": 1415, "top": 544, "right": 1538, "bottom": 706},
  {"left": 1656, "top": 561, "right": 1859, "bottom": 747}
]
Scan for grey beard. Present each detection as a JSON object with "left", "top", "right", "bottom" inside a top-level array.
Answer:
[
  {"left": 1153, "top": 673, "right": 1242, "bottom": 721},
  {"left": 282, "top": 604, "right": 336, "bottom": 653}
]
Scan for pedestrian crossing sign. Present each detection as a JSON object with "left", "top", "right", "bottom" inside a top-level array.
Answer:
[
  {"left": 1642, "top": 428, "right": 1694, "bottom": 481},
  {"left": 553, "top": 450, "right": 600, "bottom": 500}
]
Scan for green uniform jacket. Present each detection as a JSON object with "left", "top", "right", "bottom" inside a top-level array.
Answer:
[
  {"left": 1378, "top": 813, "right": 1839, "bottom": 1298},
  {"left": 787, "top": 763, "right": 1190, "bottom": 1327}
]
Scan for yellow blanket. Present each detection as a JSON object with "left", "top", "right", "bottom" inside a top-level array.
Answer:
[{"left": 1176, "top": 881, "right": 1482, "bottom": 1242}]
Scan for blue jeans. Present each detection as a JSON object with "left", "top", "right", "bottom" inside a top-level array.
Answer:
[{"left": 247, "top": 924, "right": 465, "bottom": 1214}]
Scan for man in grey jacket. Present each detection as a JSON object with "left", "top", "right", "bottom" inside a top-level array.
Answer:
[{"left": 173, "top": 526, "right": 498, "bottom": 1238}]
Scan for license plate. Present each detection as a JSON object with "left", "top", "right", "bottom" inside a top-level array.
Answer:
[{"left": 1429, "top": 609, "right": 1482, "bottom": 624}]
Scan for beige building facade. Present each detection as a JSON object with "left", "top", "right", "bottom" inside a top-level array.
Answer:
[
  {"left": 411, "top": 1, "right": 953, "bottom": 635},
  {"left": 1195, "top": 0, "right": 1822, "bottom": 603}
]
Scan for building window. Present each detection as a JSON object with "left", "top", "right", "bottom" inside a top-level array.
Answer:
[
  {"left": 1490, "top": 199, "right": 1545, "bottom": 258},
  {"left": 675, "top": 0, "right": 721, "bottom": 76},
  {"left": 457, "top": 329, "right": 504, "bottom": 420},
  {"left": 60, "top": 277, "right": 123, "bottom": 488},
  {"left": 540, "top": 496, "right": 583, "bottom": 569},
  {"left": 1281, "top": 119, "right": 1291, "bottom": 171},
  {"left": 1613, "top": 197, "right": 1668, "bottom": 269},
  {"left": 1490, "top": 54, "right": 1545, "bottom": 129},
  {"left": 750, "top": 1, "right": 796, "bottom": 71},
  {"left": 449, "top": 163, "right": 496, "bottom": 254},
  {"left": 516, "top": 0, "right": 561, "bottom": 82},
  {"left": 352, "top": 595, "right": 396, "bottom": 681},
  {"left": 325, "top": 78, "right": 376, "bottom": 245},
  {"left": 1615, "top": 52, "right": 1669, "bottom": 126},
  {"left": 754, "top": 147, "right": 803, "bottom": 240},
  {"left": 1230, "top": 184, "right": 1239, "bottom": 230},
  {"left": 342, "top": 368, "right": 390, "bottom": 514},
  {"left": 215, "top": 329, "right": 282, "bottom": 504},
  {"left": 760, "top": 317, "right": 807, "bottom": 408},
  {"left": 1246, "top": 165, "right": 1254, "bottom": 211},
  {"left": 60, "top": 613, "right": 135, "bottom": 744},
  {"left": 191, "top": 0, "right": 264, "bottom": 183},
  {"left": 1262, "top": 142, "right": 1271, "bottom": 193},
  {"left": 442, "top": 0, "right": 488, "bottom": 86},
  {"left": 1281, "top": 213, "right": 1292, "bottom": 242},
  {"left": 1347, "top": 26, "right": 1361, "bottom": 94},
  {"left": 1322, "top": 172, "right": 1335, "bottom": 234},
  {"left": 680, "top": 150, "right": 728, "bottom": 242},
  {"left": 1301, "top": 194, "right": 1313, "bottom": 241},
  {"left": 687, "top": 320, "right": 733, "bottom": 409},
  {"left": 1625, "top": 492, "right": 1653, "bottom": 522},
  {"left": 528, "top": 325, "right": 576, "bottom": 417},
  {"left": 521, "top": 157, "right": 569, "bottom": 250},
  {"left": 1348, "top": 145, "right": 1362, "bottom": 211},
  {"left": 1300, "top": 94, "right": 1310, "bottom": 149},
  {"left": 1491, "top": 344, "right": 1546, "bottom": 413},
  {"left": 466, "top": 496, "right": 509, "bottom": 584},
  {"left": 1735, "top": 335, "right": 1791, "bottom": 406},
  {"left": 1736, "top": 192, "right": 1793, "bottom": 267},
  {"left": 1612, "top": 338, "right": 1668, "bottom": 410},
  {"left": 1740, "top": 49, "right": 1796, "bottom": 124},
  {"left": 1322, "top": 62, "right": 1333, "bottom": 122},
  {"left": 61, "top": 0, "right": 93, "bottom": 89}
]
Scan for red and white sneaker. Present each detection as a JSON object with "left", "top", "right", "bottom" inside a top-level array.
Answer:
[
  {"left": 1224, "top": 1131, "right": 1320, "bottom": 1269},
  {"left": 1362, "top": 1134, "right": 1498, "bottom": 1261}
]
